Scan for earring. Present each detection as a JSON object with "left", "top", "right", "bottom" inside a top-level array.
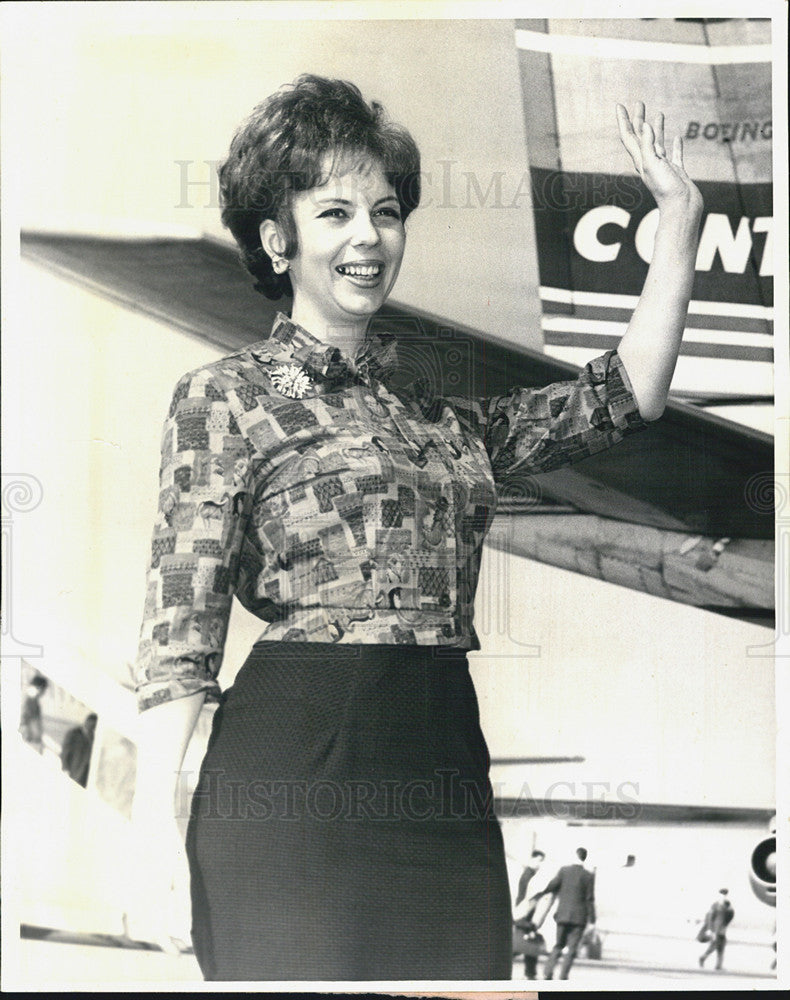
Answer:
[{"left": 271, "top": 255, "right": 289, "bottom": 274}]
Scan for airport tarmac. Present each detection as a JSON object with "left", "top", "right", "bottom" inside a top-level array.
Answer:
[{"left": 7, "top": 936, "right": 778, "bottom": 992}]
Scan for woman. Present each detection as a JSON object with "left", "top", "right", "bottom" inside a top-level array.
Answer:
[{"left": 131, "top": 75, "right": 702, "bottom": 980}]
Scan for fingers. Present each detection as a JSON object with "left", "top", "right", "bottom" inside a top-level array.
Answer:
[
  {"left": 616, "top": 103, "right": 636, "bottom": 145},
  {"left": 626, "top": 103, "right": 677, "bottom": 160},
  {"left": 616, "top": 103, "right": 643, "bottom": 172},
  {"left": 653, "top": 113, "right": 665, "bottom": 157},
  {"left": 632, "top": 101, "right": 645, "bottom": 135},
  {"left": 671, "top": 134, "right": 684, "bottom": 170},
  {"left": 640, "top": 120, "right": 656, "bottom": 162},
  {"left": 618, "top": 102, "right": 688, "bottom": 175}
]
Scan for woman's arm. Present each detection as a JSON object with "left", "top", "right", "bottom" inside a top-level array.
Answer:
[
  {"left": 615, "top": 102, "right": 704, "bottom": 421},
  {"left": 134, "top": 371, "right": 252, "bottom": 713},
  {"left": 132, "top": 691, "right": 206, "bottom": 825},
  {"left": 127, "top": 691, "right": 206, "bottom": 948},
  {"left": 128, "top": 368, "right": 251, "bottom": 944},
  {"left": 451, "top": 105, "right": 700, "bottom": 479}
]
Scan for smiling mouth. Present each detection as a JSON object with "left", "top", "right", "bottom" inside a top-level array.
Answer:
[{"left": 336, "top": 263, "right": 384, "bottom": 279}]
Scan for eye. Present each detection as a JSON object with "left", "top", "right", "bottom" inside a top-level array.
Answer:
[
  {"left": 318, "top": 208, "right": 348, "bottom": 219},
  {"left": 376, "top": 206, "right": 402, "bottom": 220}
]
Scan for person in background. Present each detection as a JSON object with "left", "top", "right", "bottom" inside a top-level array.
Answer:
[
  {"left": 513, "top": 848, "right": 548, "bottom": 979},
  {"left": 19, "top": 674, "right": 48, "bottom": 753},
  {"left": 61, "top": 712, "right": 97, "bottom": 788},
  {"left": 699, "top": 888, "right": 734, "bottom": 970},
  {"left": 536, "top": 846, "right": 597, "bottom": 980},
  {"left": 515, "top": 849, "right": 546, "bottom": 907}
]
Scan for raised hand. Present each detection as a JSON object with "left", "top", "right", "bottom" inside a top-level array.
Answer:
[
  {"left": 616, "top": 102, "right": 702, "bottom": 216},
  {"left": 614, "top": 102, "right": 704, "bottom": 422}
]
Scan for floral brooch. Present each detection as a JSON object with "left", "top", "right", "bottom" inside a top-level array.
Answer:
[{"left": 270, "top": 363, "right": 313, "bottom": 399}]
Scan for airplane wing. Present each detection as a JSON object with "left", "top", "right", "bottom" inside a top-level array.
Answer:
[{"left": 21, "top": 231, "right": 774, "bottom": 626}]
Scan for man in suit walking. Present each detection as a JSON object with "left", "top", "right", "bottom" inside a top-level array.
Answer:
[
  {"left": 699, "top": 888, "right": 734, "bottom": 970},
  {"left": 535, "top": 847, "right": 596, "bottom": 980}
]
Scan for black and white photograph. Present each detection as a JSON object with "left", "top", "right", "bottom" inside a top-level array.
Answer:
[{"left": 1, "top": 0, "right": 787, "bottom": 991}]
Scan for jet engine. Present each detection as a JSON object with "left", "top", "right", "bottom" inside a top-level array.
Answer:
[{"left": 749, "top": 816, "right": 776, "bottom": 907}]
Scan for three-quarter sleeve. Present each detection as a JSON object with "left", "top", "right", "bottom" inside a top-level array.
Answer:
[
  {"left": 133, "top": 370, "right": 253, "bottom": 712},
  {"left": 454, "top": 350, "right": 647, "bottom": 483}
]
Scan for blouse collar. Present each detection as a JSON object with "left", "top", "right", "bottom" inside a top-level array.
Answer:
[{"left": 252, "top": 312, "right": 399, "bottom": 387}]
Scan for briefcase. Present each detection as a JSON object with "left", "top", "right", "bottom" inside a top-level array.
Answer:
[
  {"left": 581, "top": 926, "right": 603, "bottom": 959},
  {"left": 512, "top": 923, "right": 545, "bottom": 957}
]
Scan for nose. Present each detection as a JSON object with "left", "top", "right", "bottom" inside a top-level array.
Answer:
[{"left": 350, "top": 208, "right": 381, "bottom": 248}]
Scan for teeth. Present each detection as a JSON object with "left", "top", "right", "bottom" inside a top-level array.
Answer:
[{"left": 338, "top": 264, "right": 382, "bottom": 277}]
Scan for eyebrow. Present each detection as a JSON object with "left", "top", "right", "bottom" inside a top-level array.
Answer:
[{"left": 315, "top": 196, "right": 400, "bottom": 208}]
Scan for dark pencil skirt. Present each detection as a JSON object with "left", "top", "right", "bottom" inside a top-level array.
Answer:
[{"left": 185, "top": 642, "right": 512, "bottom": 981}]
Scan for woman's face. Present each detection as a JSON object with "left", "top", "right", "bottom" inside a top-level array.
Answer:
[{"left": 283, "top": 158, "right": 406, "bottom": 333}]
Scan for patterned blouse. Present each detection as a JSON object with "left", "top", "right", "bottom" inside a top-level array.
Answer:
[{"left": 134, "top": 313, "right": 646, "bottom": 711}]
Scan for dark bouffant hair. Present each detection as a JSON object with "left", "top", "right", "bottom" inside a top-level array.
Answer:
[{"left": 218, "top": 74, "right": 421, "bottom": 300}]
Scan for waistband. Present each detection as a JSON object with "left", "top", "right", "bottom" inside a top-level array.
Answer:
[{"left": 248, "top": 640, "right": 470, "bottom": 666}]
